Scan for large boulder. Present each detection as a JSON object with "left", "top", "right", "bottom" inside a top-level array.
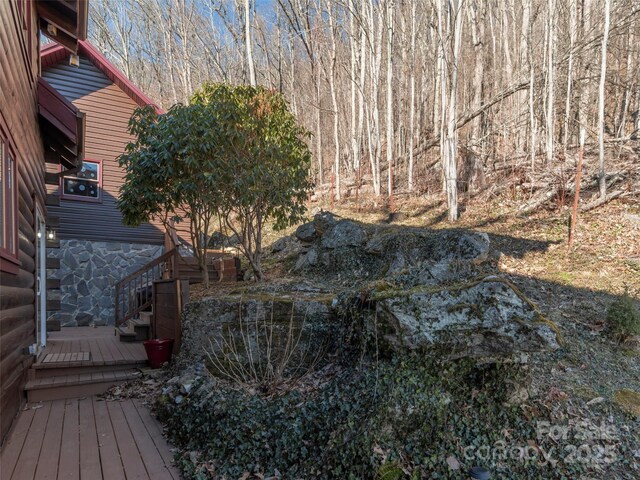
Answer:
[
  {"left": 312, "top": 211, "right": 337, "bottom": 235},
  {"left": 292, "top": 215, "right": 492, "bottom": 286},
  {"left": 320, "top": 220, "right": 368, "bottom": 249},
  {"left": 295, "top": 222, "right": 317, "bottom": 244},
  {"left": 338, "top": 277, "right": 559, "bottom": 359}
]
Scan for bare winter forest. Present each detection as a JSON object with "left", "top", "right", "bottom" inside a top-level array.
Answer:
[{"left": 90, "top": 0, "right": 639, "bottom": 221}]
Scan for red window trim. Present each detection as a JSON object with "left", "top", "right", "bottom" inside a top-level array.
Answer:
[
  {"left": 0, "top": 128, "right": 20, "bottom": 274},
  {"left": 0, "top": 252, "right": 20, "bottom": 274},
  {"left": 60, "top": 158, "right": 103, "bottom": 203}
]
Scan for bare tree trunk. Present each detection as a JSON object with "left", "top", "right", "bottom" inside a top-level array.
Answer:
[
  {"left": 314, "top": 66, "right": 324, "bottom": 183},
  {"left": 469, "top": 0, "right": 484, "bottom": 150},
  {"left": 569, "top": 122, "right": 585, "bottom": 248},
  {"left": 525, "top": 0, "right": 537, "bottom": 170},
  {"left": 616, "top": 26, "right": 632, "bottom": 140},
  {"left": 570, "top": 74, "right": 588, "bottom": 249},
  {"left": 437, "top": 1, "right": 447, "bottom": 193},
  {"left": 636, "top": 81, "right": 640, "bottom": 136},
  {"left": 349, "top": 3, "right": 358, "bottom": 174},
  {"left": 408, "top": 0, "right": 417, "bottom": 191},
  {"left": 432, "top": 20, "right": 441, "bottom": 144},
  {"left": 438, "top": 0, "right": 463, "bottom": 221},
  {"left": 545, "top": 0, "right": 556, "bottom": 164},
  {"left": 386, "top": 0, "right": 395, "bottom": 202},
  {"left": 244, "top": 0, "right": 257, "bottom": 86},
  {"left": 327, "top": 0, "right": 340, "bottom": 200},
  {"left": 598, "top": 0, "right": 611, "bottom": 198},
  {"left": 367, "top": 0, "right": 383, "bottom": 196},
  {"left": 446, "top": 0, "right": 463, "bottom": 221},
  {"left": 563, "top": 0, "right": 577, "bottom": 153},
  {"left": 357, "top": 14, "right": 366, "bottom": 182}
]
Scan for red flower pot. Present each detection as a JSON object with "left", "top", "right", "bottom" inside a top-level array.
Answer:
[{"left": 143, "top": 338, "right": 174, "bottom": 368}]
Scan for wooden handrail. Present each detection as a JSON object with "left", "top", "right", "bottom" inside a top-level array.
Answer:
[{"left": 114, "top": 248, "right": 179, "bottom": 328}]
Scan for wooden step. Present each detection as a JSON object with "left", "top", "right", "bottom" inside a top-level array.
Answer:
[
  {"left": 30, "top": 362, "right": 144, "bottom": 380},
  {"left": 117, "top": 327, "right": 138, "bottom": 342},
  {"left": 117, "top": 318, "right": 151, "bottom": 342},
  {"left": 31, "top": 350, "right": 146, "bottom": 380},
  {"left": 33, "top": 352, "right": 146, "bottom": 370},
  {"left": 25, "top": 369, "right": 141, "bottom": 402}
]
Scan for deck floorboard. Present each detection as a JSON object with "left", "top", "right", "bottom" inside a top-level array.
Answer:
[
  {"left": 58, "top": 399, "right": 80, "bottom": 479},
  {"left": 33, "top": 399, "right": 65, "bottom": 480},
  {"left": 0, "top": 398, "right": 179, "bottom": 480},
  {"left": 9, "top": 402, "right": 51, "bottom": 480}
]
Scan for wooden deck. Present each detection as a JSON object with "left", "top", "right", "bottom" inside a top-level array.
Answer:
[
  {"left": 0, "top": 398, "right": 181, "bottom": 480},
  {"left": 26, "top": 327, "right": 148, "bottom": 403},
  {"left": 37, "top": 326, "right": 147, "bottom": 367}
]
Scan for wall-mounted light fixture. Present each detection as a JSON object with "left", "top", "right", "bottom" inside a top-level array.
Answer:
[
  {"left": 69, "top": 54, "right": 80, "bottom": 68},
  {"left": 46, "top": 226, "right": 56, "bottom": 241}
]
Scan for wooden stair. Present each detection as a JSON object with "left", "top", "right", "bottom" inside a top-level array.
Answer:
[
  {"left": 25, "top": 369, "right": 141, "bottom": 402},
  {"left": 114, "top": 251, "right": 241, "bottom": 343},
  {"left": 117, "top": 312, "right": 152, "bottom": 342}
]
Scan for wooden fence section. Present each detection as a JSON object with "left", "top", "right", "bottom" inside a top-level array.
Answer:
[{"left": 177, "top": 255, "right": 241, "bottom": 284}]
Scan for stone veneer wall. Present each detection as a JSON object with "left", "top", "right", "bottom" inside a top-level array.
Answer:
[{"left": 47, "top": 240, "right": 164, "bottom": 327}]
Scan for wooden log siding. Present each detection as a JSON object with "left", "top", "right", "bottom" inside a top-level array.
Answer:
[
  {"left": 0, "top": 1, "right": 45, "bottom": 442},
  {"left": 42, "top": 57, "right": 165, "bottom": 244}
]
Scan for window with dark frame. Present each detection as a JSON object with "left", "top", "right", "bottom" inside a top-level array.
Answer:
[
  {"left": 0, "top": 134, "right": 18, "bottom": 265},
  {"left": 62, "top": 160, "right": 102, "bottom": 201}
]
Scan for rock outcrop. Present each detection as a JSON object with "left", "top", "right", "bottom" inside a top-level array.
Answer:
[
  {"left": 293, "top": 212, "right": 492, "bottom": 284},
  {"left": 185, "top": 212, "right": 559, "bottom": 365},
  {"left": 337, "top": 277, "right": 559, "bottom": 358}
]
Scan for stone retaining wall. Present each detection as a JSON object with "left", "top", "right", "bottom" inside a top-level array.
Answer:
[{"left": 47, "top": 240, "right": 163, "bottom": 327}]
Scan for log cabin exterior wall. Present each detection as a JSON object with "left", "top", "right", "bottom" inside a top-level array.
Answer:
[
  {"left": 0, "top": 1, "right": 45, "bottom": 442},
  {"left": 42, "top": 57, "right": 165, "bottom": 244}
]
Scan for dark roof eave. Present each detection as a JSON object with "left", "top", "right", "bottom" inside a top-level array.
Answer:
[
  {"left": 36, "top": 0, "right": 88, "bottom": 54},
  {"left": 38, "top": 78, "right": 85, "bottom": 168}
]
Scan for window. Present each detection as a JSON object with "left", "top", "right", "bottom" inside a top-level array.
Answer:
[
  {"left": 0, "top": 134, "right": 19, "bottom": 273},
  {"left": 61, "top": 159, "right": 102, "bottom": 202}
]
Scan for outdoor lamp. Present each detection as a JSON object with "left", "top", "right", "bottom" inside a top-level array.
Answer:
[{"left": 46, "top": 226, "right": 56, "bottom": 241}]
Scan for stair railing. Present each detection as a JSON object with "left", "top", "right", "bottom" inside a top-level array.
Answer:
[{"left": 114, "top": 249, "right": 179, "bottom": 328}]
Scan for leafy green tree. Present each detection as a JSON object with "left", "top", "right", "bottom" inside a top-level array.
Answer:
[
  {"left": 118, "top": 84, "right": 311, "bottom": 283},
  {"left": 118, "top": 104, "right": 223, "bottom": 287},
  {"left": 192, "top": 83, "right": 312, "bottom": 281}
]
